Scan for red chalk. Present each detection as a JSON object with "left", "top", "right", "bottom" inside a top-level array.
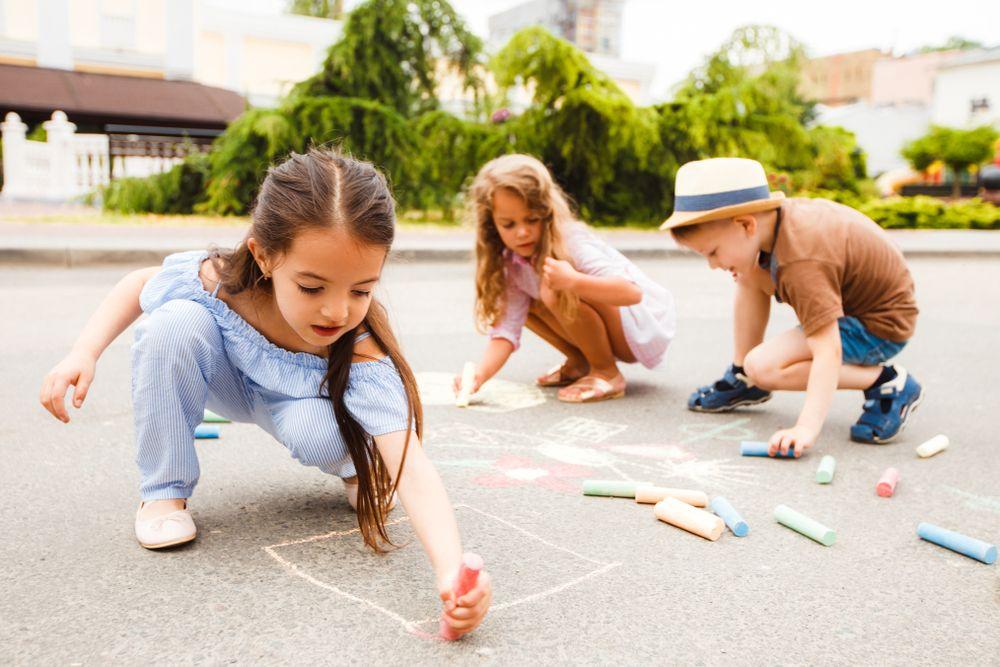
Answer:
[
  {"left": 876, "top": 467, "right": 900, "bottom": 497},
  {"left": 440, "top": 552, "right": 484, "bottom": 641}
]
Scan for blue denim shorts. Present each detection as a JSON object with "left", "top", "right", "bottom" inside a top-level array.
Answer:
[{"left": 838, "top": 316, "right": 907, "bottom": 366}]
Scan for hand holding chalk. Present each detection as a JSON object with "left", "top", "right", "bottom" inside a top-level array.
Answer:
[
  {"left": 768, "top": 424, "right": 816, "bottom": 458},
  {"left": 439, "top": 553, "right": 491, "bottom": 640},
  {"left": 454, "top": 362, "right": 478, "bottom": 408}
]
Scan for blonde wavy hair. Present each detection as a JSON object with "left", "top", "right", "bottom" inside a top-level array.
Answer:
[{"left": 468, "top": 154, "right": 581, "bottom": 332}]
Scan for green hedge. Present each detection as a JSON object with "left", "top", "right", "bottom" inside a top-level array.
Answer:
[
  {"left": 859, "top": 196, "right": 1000, "bottom": 230},
  {"left": 100, "top": 152, "right": 210, "bottom": 214}
]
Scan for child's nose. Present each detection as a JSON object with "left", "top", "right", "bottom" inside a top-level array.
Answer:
[{"left": 321, "top": 298, "right": 349, "bottom": 322}]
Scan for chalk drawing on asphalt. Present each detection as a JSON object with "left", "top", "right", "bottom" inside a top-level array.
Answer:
[
  {"left": 262, "top": 503, "right": 621, "bottom": 639},
  {"left": 425, "top": 417, "right": 760, "bottom": 490},
  {"left": 416, "top": 372, "right": 547, "bottom": 413}
]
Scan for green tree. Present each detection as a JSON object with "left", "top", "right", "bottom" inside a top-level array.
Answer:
[
  {"left": 292, "top": 0, "right": 485, "bottom": 118},
  {"left": 671, "top": 25, "right": 816, "bottom": 172},
  {"left": 491, "top": 26, "right": 669, "bottom": 223},
  {"left": 903, "top": 125, "right": 999, "bottom": 198},
  {"left": 191, "top": 0, "right": 486, "bottom": 215}
]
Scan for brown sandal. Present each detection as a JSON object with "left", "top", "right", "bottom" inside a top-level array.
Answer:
[
  {"left": 536, "top": 362, "right": 587, "bottom": 388},
  {"left": 557, "top": 374, "right": 626, "bottom": 403}
]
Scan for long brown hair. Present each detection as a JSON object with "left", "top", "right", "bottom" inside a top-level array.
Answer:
[
  {"left": 211, "top": 148, "right": 422, "bottom": 552},
  {"left": 468, "top": 154, "right": 580, "bottom": 332}
]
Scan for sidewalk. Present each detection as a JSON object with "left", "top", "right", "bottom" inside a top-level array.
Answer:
[{"left": 3, "top": 218, "right": 1000, "bottom": 266}]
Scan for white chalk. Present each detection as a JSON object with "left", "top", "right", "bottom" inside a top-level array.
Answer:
[
  {"left": 455, "top": 362, "right": 477, "bottom": 408},
  {"left": 916, "top": 434, "right": 948, "bottom": 458}
]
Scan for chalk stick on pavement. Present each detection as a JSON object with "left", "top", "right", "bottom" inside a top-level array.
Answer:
[
  {"left": 916, "top": 434, "right": 949, "bottom": 458},
  {"left": 202, "top": 409, "right": 230, "bottom": 423},
  {"left": 194, "top": 424, "right": 220, "bottom": 439},
  {"left": 654, "top": 497, "right": 724, "bottom": 541},
  {"left": 876, "top": 467, "right": 900, "bottom": 497},
  {"left": 710, "top": 496, "right": 749, "bottom": 537},
  {"left": 634, "top": 486, "right": 708, "bottom": 507},
  {"left": 440, "top": 552, "right": 485, "bottom": 640},
  {"left": 455, "top": 362, "right": 477, "bottom": 408},
  {"left": 917, "top": 523, "right": 997, "bottom": 565},
  {"left": 816, "top": 455, "right": 836, "bottom": 484},
  {"left": 582, "top": 479, "right": 651, "bottom": 498},
  {"left": 740, "top": 440, "right": 797, "bottom": 458},
  {"left": 774, "top": 504, "right": 836, "bottom": 546}
]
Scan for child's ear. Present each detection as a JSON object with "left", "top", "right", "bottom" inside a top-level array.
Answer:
[
  {"left": 246, "top": 237, "right": 271, "bottom": 275},
  {"left": 734, "top": 214, "right": 757, "bottom": 237}
]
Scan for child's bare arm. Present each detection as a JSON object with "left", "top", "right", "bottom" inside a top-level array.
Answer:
[
  {"left": 453, "top": 338, "right": 513, "bottom": 396},
  {"left": 39, "top": 266, "right": 160, "bottom": 422},
  {"left": 375, "top": 431, "right": 492, "bottom": 636},
  {"left": 769, "top": 320, "right": 841, "bottom": 456},
  {"left": 542, "top": 258, "right": 641, "bottom": 305}
]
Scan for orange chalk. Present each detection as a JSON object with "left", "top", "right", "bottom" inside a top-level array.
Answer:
[
  {"left": 635, "top": 486, "right": 708, "bottom": 507},
  {"left": 654, "top": 497, "right": 724, "bottom": 541}
]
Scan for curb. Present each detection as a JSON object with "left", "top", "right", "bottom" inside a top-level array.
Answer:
[{"left": 2, "top": 245, "right": 1000, "bottom": 267}]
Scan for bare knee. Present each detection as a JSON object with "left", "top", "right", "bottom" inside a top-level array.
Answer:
[
  {"left": 743, "top": 349, "right": 779, "bottom": 390},
  {"left": 538, "top": 283, "right": 559, "bottom": 311}
]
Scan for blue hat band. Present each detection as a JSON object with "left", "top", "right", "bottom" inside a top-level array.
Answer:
[{"left": 673, "top": 185, "right": 771, "bottom": 212}]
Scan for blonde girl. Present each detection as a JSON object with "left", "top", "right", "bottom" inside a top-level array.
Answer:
[{"left": 457, "top": 154, "right": 676, "bottom": 403}]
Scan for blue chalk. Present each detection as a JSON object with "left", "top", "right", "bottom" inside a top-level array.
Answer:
[
  {"left": 710, "top": 496, "right": 749, "bottom": 537},
  {"left": 194, "top": 424, "right": 220, "bottom": 439},
  {"left": 740, "top": 440, "right": 796, "bottom": 458},
  {"left": 917, "top": 523, "right": 997, "bottom": 565}
]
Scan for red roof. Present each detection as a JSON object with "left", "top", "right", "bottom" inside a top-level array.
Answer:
[{"left": 0, "top": 63, "right": 246, "bottom": 128}]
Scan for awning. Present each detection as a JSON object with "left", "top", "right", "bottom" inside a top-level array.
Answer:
[{"left": 0, "top": 64, "right": 246, "bottom": 130}]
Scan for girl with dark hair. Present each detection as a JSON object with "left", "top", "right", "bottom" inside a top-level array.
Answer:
[{"left": 40, "top": 149, "right": 491, "bottom": 637}]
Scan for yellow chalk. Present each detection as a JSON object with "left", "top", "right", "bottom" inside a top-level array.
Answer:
[{"left": 455, "top": 362, "right": 477, "bottom": 408}]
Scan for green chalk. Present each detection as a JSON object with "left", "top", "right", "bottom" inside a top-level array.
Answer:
[
  {"left": 774, "top": 504, "right": 836, "bottom": 546},
  {"left": 582, "top": 480, "right": 650, "bottom": 498},
  {"left": 815, "top": 455, "right": 836, "bottom": 484},
  {"left": 202, "top": 409, "right": 230, "bottom": 423}
]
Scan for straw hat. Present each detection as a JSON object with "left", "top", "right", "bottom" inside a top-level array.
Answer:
[{"left": 660, "top": 158, "right": 784, "bottom": 231}]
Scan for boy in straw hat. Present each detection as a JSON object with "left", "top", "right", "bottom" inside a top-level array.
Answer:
[{"left": 662, "top": 158, "right": 922, "bottom": 455}]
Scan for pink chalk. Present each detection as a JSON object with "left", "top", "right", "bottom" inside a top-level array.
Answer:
[
  {"left": 876, "top": 467, "right": 900, "bottom": 497},
  {"left": 440, "top": 552, "right": 484, "bottom": 641}
]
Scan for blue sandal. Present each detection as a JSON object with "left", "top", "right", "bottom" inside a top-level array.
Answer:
[
  {"left": 688, "top": 364, "right": 772, "bottom": 413},
  {"left": 850, "top": 367, "right": 923, "bottom": 444}
]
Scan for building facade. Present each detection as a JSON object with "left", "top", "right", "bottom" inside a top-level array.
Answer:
[
  {"left": 0, "top": 0, "right": 342, "bottom": 108},
  {"left": 932, "top": 48, "right": 1000, "bottom": 129},
  {"left": 800, "top": 48, "right": 885, "bottom": 106}
]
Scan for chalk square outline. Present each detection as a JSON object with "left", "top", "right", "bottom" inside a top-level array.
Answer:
[{"left": 263, "top": 503, "right": 621, "bottom": 637}]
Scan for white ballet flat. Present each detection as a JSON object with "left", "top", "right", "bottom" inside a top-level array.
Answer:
[{"left": 134, "top": 501, "right": 197, "bottom": 549}]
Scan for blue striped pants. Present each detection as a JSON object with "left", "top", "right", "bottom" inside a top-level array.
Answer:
[{"left": 131, "top": 300, "right": 356, "bottom": 500}]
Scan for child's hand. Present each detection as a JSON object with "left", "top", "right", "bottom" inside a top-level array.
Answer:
[
  {"left": 768, "top": 425, "right": 817, "bottom": 457},
  {"left": 40, "top": 351, "right": 97, "bottom": 423},
  {"left": 542, "top": 257, "right": 579, "bottom": 292},
  {"left": 451, "top": 371, "right": 482, "bottom": 397},
  {"left": 438, "top": 568, "right": 492, "bottom": 639}
]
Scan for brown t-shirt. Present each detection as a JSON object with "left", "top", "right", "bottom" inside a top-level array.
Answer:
[{"left": 772, "top": 198, "right": 918, "bottom": 342}]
